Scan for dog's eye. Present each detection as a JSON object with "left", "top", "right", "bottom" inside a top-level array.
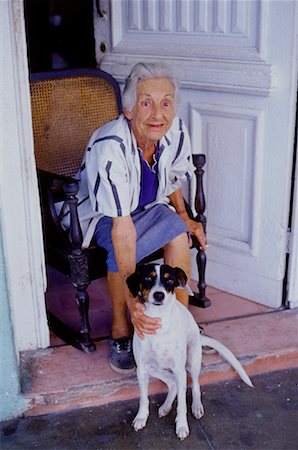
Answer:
[
  {"left": 144, "top": 271, "right": 156, "bottom": 282},
  {"left": 163, "top": 273, "right": 175, "bottom": 288},
  {"left": 143, "top": 275, "right": 155, "bottom": 289},
  {"left": 163, "top": 272, "right": 174, "bottom": 283}
]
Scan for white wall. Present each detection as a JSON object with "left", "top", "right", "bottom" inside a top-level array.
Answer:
[{"left": 0, "top": 0, "right": 49, "bottom": 352}]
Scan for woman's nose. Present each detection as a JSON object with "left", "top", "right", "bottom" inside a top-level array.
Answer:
[{"left": 151, "top": 104, "right": 163, "bottom": 119}]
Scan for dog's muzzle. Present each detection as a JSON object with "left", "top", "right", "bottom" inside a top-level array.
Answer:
[{"left": 153, "top": 291, "right": 165, "bottom": 305}]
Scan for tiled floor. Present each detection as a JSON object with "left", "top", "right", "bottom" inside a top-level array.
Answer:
[
  {"left": 20, "top": 266, "right": 298, "bottom": 417},
  {"left": 45, "top": 266, "right": 271, "bottom": 346}
]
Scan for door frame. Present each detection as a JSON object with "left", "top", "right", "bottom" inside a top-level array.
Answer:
[
  {"left": 287, "top": 119, "right": 298, "bottom": 309},
  {"left": 1, "top": 0, "right": 49, "bottom": 352}
]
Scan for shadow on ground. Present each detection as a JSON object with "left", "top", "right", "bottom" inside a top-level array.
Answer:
[{"left": 1, "top": 368, "right": 297, "bottom": 450}]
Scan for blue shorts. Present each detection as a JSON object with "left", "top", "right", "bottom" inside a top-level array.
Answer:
[{"left": 93, "top": 204, "right": 188, "bottom": 272}]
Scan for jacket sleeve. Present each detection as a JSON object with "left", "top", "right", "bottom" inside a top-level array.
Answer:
[
  {"left": 164, "top": 118, "right": 195, "bottom": 197},
  {"left": 85, "top": 137, "right": 132, "bottom": 217}
]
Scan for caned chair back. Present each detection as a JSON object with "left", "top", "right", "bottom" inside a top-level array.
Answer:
[{"left": 30, "top": 69, "right": 122, "bottom": 178}]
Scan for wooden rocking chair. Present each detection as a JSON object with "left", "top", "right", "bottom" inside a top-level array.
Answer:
[{"left": 30, "top": 68, "right": 210, "bottom": 353}]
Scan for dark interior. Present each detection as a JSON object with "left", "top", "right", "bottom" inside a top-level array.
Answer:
[{"left": 24, "top": 0, "right": 96, "bottom": 74}]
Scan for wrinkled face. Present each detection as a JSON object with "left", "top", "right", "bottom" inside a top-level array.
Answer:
[
  {"left": 127, "top": 264, "right": 187, "bottom": 306},
  {"left": 124, "top": 77, "right": 176, "bottom": 148}
]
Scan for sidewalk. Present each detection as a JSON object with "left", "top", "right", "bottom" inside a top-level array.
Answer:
[{"left": 1, "top": 368, "right": 297, "bottom": 449}]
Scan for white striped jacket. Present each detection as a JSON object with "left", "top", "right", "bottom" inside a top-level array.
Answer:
[{"left": 59, "top": 114, "right": 195, "bottom": 248}]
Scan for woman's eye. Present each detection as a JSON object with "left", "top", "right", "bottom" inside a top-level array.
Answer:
[{"left": 163, "top": 101, "right": 172, "bottom": 108}]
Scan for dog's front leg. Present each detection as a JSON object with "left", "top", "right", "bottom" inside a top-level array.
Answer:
[
  {"left": 132, "top": 366, "right": 150, "bottom": 431},
  {"left": 188, "top": 344, "right": 204, "bottom": 419},
  {"left": 174, "top": 371, "right": 189, "bottom": 440},
  {"left": 153, "top": 369, "right": 177, "bottom": 417}
]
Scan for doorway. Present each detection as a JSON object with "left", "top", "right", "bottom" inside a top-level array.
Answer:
[
  {"left": 24, "top": 0, "right": 296, "bottom": 350},
  {"left": 24, "top": 0, "right": 96, "bottom": 74}
]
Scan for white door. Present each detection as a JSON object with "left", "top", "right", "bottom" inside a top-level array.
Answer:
[{"left": 94, "top": 0, "right": 297, "bottom": 308}]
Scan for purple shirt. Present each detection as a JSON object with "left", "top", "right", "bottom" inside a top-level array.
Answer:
[{"left": 133, "top": 148, "right": 159, "bottom": 213}]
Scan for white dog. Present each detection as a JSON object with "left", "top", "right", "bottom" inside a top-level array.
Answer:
[{"left": 127, "top": 263, "right": 253, "bottom": 440}]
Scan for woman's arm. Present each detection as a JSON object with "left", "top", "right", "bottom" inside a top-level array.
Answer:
[{"left": 169, "top": 188, "right": 207, "bottom": 251}]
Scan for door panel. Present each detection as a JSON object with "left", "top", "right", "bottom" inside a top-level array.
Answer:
[
  {"left": 95, "top": 0, "right": 297, "bottom": 308},
  {"left": 190, "top": 102, "right": 262, "bottom": 252}
]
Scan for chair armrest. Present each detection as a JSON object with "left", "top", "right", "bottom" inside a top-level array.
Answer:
[
  {"left": 192, "top": 154, "right": 207, "bottom": 228},
  {"left": 189, "top": 154, "right": 210, "bottom": 307},
  {"left": 63, "top": 180, "right": 83, "bottom": 251},
  {"left": 37, "top": 169, "right": 67, "bottom": 220},
  {"left": 37, "top": 169, "right": 83, "bottom": 251},
  {"left": 190, "top": 154, "right": 207, "bottom": 250}
]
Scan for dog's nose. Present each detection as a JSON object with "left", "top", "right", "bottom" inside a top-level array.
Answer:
[{"left": 153, "top": 291, "right": 165, "bottom": 303}]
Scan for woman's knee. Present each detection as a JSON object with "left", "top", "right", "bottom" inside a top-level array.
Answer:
[
  {"left": 164, "top": 232, "right": 189, "bottom": 252},
  {"left": 163, "top": 233, "right": 191, "bottom": 275}
]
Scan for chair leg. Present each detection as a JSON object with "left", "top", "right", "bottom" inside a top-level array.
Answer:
[
  {"left": 75, "top": 288, "right": 96, "bottom": 352},
  {"left": 190, "top": 154, "right": 211, "bottom": 308},
  {"left": 62, "top": 181, "right": 96, "bottom": 351},
  {"left": 69, "top": 252, "right": 96, "bottom": 353},
  {"left": 189, "top": 249, "right": 211, "bottom": 308}
]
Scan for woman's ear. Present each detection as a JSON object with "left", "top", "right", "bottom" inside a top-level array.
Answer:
[{"left": 124, "top": 109, "right": 133, "bottom": 120}]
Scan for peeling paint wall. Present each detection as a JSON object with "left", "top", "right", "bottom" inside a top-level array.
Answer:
[{"left": 0, "top": 229, "right": 28, "bottom": 421}]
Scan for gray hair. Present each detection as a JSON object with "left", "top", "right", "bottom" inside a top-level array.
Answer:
[{"left": 122, "top": 62, "right": 180, "bottom": 112}]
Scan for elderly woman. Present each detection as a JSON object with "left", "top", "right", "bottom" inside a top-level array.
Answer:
[{"left": 75, "top": 62, "right": 206, "bottom": 374}]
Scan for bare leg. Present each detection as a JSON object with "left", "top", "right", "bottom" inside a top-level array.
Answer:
[
  {"left": 108, "top": 216, "right": 136, "bottom": 339},
  {"left": 163, "top": 232, "right": 191, "bottom": 307},
  {"left": 107, "top": 272, "right": 132, "bottom": 339}
]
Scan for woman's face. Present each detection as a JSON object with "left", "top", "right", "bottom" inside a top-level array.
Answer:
[{"left": 124, "top": 77, "right": 176, "bottom": 149}]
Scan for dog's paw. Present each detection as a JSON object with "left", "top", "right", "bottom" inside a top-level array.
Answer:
[
  {"left": 176, "top": 424, "right": 189, "bottom": 440},
  {"left": 192, "top": 402, "right": 204, "bottom": 419},
  {"left": 158, "top": 403, "right": 172, "bottom": 417},
  {"left": 132, "top": 414, "right": 148, "bottom": 431}
]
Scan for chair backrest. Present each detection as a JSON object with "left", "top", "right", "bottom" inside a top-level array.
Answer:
[{"left": 30, "top": 69, "right": 122, "bottom": 178}]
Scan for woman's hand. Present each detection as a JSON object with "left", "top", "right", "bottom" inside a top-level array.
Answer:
[
  {"left": 175, "top": 211, "right": 207, "bottom": 251},
  {"left": 168, "top": 188, "right": 207, "bottom": 251},
  {"left": 127, "top": 297, "right": 161, "bottom": 340},
  {"left": 187, "top": 220, "right": 207, "bottom": 251}
]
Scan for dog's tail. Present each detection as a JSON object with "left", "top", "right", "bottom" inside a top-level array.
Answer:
[{"left": 201, "top": 336, "right": 253, "bottom": 387}]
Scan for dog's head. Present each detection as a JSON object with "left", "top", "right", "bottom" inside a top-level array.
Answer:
[{"left": 126, "top": 263, "right": 187, "bottom": 306}]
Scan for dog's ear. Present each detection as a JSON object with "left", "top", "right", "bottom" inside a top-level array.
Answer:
[
  {"left": 174, "top": 267, "right": 187, "bottom": 288},
  {"left": 126, "top": 271, "right": 141, "bottom": 298}
]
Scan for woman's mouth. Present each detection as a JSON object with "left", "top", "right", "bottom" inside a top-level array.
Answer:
[{"left": 147, "top": 123, "right": 164, "bottom": 129}]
